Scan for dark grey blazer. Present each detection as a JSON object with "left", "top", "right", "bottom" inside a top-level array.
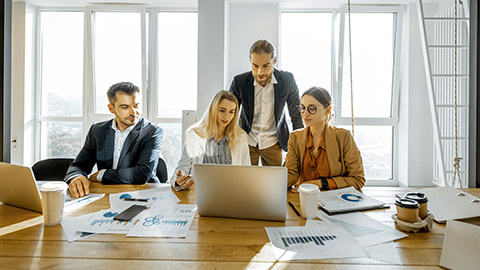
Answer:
[
  {"left": 64, "top": 118, "right": 163, "bottom": 184},
  {"left": 229, "top": 69, "right": 304, "bottom": 151}
]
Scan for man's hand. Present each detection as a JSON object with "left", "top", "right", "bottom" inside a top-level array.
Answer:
[
  {"left": 68, "top": 176, "right": 90, "bottom": 198},
  {"left": 88, "top": 171, "right": 100, "bottom": 182},
  {"left": 175, "top": 170, "right": 194, "bottom": 189}
]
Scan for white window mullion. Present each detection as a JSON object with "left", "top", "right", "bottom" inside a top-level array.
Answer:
[
  {"left": 336, "top": 9, "right": 346, "bottom": 122},
  {"left": 84, "top": 7, "right": 94, "bottom": 142},
  {"left": 34, "top": 7, "right": 42, "bottom": 162},
  {"left": 140, "top": 8, "right": 148, "bottom": 119},
  {"left": 147, "top": 8, "right": 158, "bottom": 121}
]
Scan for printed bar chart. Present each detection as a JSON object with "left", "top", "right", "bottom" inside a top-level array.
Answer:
[
  {"left": 162, "top": 220, "right": 188, "bottom": 226},
  {"left": 265, "top": 225, "right": 367, "bottom": 261},
  {"left": 280, "top": 234, "right": 337, "bottom": 247},
  {"left": 90, "top": 218, "right": 139, "bottom": 227}
]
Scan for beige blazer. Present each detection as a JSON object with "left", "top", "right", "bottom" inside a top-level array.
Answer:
[{"left": 284, "top": 124, "right": 365, "bottom": 190}]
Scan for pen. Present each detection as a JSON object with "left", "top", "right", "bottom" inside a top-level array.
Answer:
[
  {"left": 288, "top": 201, "right": 301, "bottom": 217},
  {"left": 123, "top": 198, "right": 148, "bottom": 202}
]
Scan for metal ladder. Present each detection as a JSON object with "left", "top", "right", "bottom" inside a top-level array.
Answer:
[{"left": 417, "top": 0, "right": 470, "bottom": 187}]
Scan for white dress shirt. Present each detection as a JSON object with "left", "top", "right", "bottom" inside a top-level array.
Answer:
[
  {"left": 248, "top": 74, "right": 278, "bottom": 150},
  {"left": 97, "top": 119, "right": 137, "bottom": 182}
]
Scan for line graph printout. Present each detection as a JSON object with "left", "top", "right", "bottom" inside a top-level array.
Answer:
[
  {"left": 127, "top": 204, "right": 197, "bottom": 238},
  {"left": 265, "top": 224, "right": 366, "bottom": 261},
  {"left": 75, "top": 209, "right": 141, "bottom": 234},
  {"left": 109, "top": 186, "right": 180, "bottom": 210},
  {"left": 314, "top": 212, "right": 407, "bottom": 247}
]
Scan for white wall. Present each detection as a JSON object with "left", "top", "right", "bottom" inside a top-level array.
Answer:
[
  {"left": 11, "top": 2, "right": 26, "bottom": 165},
  {"left": 398, "top": 3, "right": 435, "bottom": 187},
  {"left": 197, "top": 0, "right": 227, "bottom": 119},
  {"left": 226, "top": 3, "right": 279, "bottom": 86}
]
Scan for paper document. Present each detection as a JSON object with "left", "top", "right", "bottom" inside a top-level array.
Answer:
[
  {"left": 440, "top": 220, "right": 480, "bottom": 270},
  {"left": 317, "top": 187, "right": 387, "bottom": 215},
  {"left": 64, "top": 193, "right": 105, "bottom": 213},
  {"left": 313, "top": 212, "right": 407, "bottom": 247},
  {"left": 127, "top": 204, "right": 197, "bottom": 238},
  {"left": 410, "top": 187, "right": 480, "bottom": 222},
  {"left": 265, "top": 223, "right": 366, "bottom": 261},
  {"left": 364, "top": 242, "right": 402, "bottom": 265},
  {"left": 61, "top": 215, "right": 97, "bottom": 242},
  {"left": 75, "top": 208, "right": 142, "bottom": 234},
  {"left": 109, "top": 186, "right": 179, "bottom": 210}
]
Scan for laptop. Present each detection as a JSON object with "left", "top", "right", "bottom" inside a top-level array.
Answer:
[
  {"left": 193, "top": 164, "right": 287, "bottom": 221},
  {"left": 0, "top": 162, "right": 92, "bottom": 213},
  {"left": 0, "top": 162, "right": 43, "bottom": 212}
]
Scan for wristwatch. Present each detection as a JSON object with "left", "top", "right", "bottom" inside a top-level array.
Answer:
[{"left": 320, "top": 177, "right": 329, "bottom": 190}]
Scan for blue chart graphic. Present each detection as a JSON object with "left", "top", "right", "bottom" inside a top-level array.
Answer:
[
  {"left": 341, "top": 193, "right": 363, "bottom": 202},
  {"left": 90, "top": 218, "right": 138, "bottom": 226},
  {"left": 103, "top": 212, "right": 118, "bottom": 217},
  {"left": 281, "top": 235, "right": 337, "bottom": 248},
  {"left": 162, "top": 220, "right": 187, "bottom": 227},
  {"left": 119, "top": 194, "right": 132, "bottom": 199}
]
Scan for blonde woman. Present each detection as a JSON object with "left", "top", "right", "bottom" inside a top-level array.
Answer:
[
  {"left": 170, "top": 90, "right": 250, "bottom": 191},
  {"left": 284, "top": 87, "right": 365, "bottom": 192}
]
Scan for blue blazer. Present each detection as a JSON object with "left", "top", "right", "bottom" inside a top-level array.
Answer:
[
  {"left": 229, "top": 69, "right": 304, "bottom": 151},
  {"left": 64, "top": 118, "right": 163, "bottom": 184}
]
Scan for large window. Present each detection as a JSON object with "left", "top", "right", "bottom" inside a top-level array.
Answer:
[
  {"left": 93, "top": 11, "right": 143, "bottom": 114},
  {"left": 38, "top": 11, "right": 84, "bottom": 159},
  {"left": 154, "top": 12, "right": 198, "bottom": 174},
  {"left": 280, "top": 7, "right": 403, "bottom": 182},
  {"left": 36, "top": 8, "right": 198, "bottom": 175}
]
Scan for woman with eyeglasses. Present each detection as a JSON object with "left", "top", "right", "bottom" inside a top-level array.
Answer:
[
  {"left": 284, "top": 87, "right": 365, "bottom": 193},
  {"left": 170, "top": 90, "right": 251, "bottom": 191}
]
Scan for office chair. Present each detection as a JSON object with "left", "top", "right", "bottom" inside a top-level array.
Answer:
[
  {"left": 31, "top": 158, "right": 74, "bottom": 181},
  {"left": 156, "top": 157, "right": 168, "bottom": 183}
]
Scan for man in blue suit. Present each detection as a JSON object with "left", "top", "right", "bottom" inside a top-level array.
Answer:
[
  {"left": 230, "top": 39, "right": 303, "bottom": 166},
  {"left": 64, "top": 82, "right": 163, "bottom": 198}
]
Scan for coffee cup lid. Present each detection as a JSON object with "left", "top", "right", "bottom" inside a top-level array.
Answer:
[
  {"left": 298, "top": 183, "right": 320, "bottom": 193},
  {"left": 395, "top": 198, "right": 419, "bottom": 209},
  {"left": 404, "top": 192, "right": 428, "bottom": 203},
  {"left": 40, "top": 181, "right": 68, "bottom": 192}
]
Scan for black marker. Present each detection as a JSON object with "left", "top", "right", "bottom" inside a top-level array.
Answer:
[{"left": 288, "top": 201, "right": 301, "bottom": 217}]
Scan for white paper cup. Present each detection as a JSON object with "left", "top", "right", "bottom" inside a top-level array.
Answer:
[
  {"left": 298, "top": 183, "right": 320, "bottom": 219},
  {"left": 40, "top": 182, "right": 68, "bottom": 226}
]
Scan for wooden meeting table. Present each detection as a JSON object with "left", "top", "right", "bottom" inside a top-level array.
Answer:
[{"left": 0, "top": 183, "right": 479, "bottom": 269}]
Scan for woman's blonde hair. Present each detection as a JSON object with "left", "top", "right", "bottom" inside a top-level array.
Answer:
[{"left": 193, "top": 90, "right": 242, "bottom": 151}]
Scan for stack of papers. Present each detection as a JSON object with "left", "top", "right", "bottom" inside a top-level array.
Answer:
[
  {"left": 265, "top": 210, "right": 406, "bottom": 263},
  {"left": 61, "top": 187, "right": 197, "bottom": 242},
  {"left": 318, "top": 187, "right": 388, "bottom": 215}
]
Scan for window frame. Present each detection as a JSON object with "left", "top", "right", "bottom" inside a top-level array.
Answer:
[
  {"left": 35, "top": 7, "right": 85, "bottom": 161},
  {"left": 84, "top": 5, "right": 148, "bottom": 130},
  {"left": 33, "top": 6, "right": 198, "bottom": 171},
  {"left": 279, "top": 5, "right": 404, "bottom": 186}
]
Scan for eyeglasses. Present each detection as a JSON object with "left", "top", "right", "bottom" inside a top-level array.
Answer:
[{"left": 297, "top": 105, "right": 319, "bottom": 115}]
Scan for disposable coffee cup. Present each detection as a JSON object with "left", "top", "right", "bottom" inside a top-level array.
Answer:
[
  {"left": 298, "top": 183, "right": 320, "bottom": 219},
  {"left": 395, "top": 198, "right": 420, "bottom": 223},
  {"left": 404, "top": 192, "right": 428, "bottom": 219},
  {"left": 40, "top": 182, "right": 68, "bottom": 226}
]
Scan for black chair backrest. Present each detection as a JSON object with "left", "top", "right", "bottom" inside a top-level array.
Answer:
[
  {"left": 156, "top": 157, "right": 168, "bottom": 183},
  {"left": 32, "top": 158, "right": 74, "bottom": 181}
]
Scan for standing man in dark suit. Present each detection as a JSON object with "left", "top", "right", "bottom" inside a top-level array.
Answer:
[
  {"left": 64, "top": 82, "right": 163, "bottom": 198},
  {"left": 230, "top": 39, "right": 303, "bottom": 166}
]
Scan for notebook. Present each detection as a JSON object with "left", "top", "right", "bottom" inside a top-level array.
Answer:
[
  {"left": 193, "top": 164, "right": 287, "bottom": 221},
  {"left": 317, "top": 186, "right": 388, "bottom": 215}
]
